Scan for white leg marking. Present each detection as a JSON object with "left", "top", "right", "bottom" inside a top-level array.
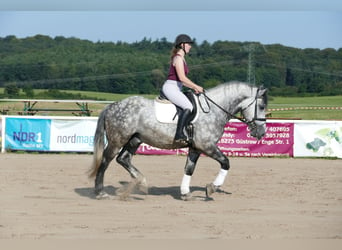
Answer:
[
  {"left": 180, "top": 174, "right": 191, "bottom": 195},
  {"left": 213, "top": 169, "right": 228, "bottom": 187}
]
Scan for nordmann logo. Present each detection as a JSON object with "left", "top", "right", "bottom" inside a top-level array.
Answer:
[{"left": 56, "top": 134, "right": 94, "bottom": 146}]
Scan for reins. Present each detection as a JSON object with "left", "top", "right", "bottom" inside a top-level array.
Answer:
[
  {"left": 198, "top": 92, "right": 242, "bottom": 121},
  {"left": 197, "top": 88, "right": 266, "bottom": 127}
]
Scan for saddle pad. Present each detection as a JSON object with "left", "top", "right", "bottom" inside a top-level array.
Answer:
[
  {"left": 154, "top": 95, "right": 199, "bottom": 124},
  {"left": 154, "top": 99, "right": 178, "bottom": 124}
]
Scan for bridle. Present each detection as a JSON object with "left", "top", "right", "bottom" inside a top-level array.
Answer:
[{"left": 198, "top": 87, "right": 267, "bottom": 129}]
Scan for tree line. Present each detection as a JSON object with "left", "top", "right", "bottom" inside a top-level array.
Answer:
[{"left": 0, "top": 34, "right": 342, "bottom": 98}]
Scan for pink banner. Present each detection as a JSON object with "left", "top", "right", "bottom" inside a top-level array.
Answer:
[
  {"left": 218, "top": 122, "right": 294, "bottom": 157},
  {"left": 137, "top": 122, "right": 294, "bottom": 157},
  {"left": 137, "top": 143, "right": 188, "bottom": 155}
]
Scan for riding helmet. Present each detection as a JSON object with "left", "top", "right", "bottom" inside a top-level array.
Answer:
[{"left": 174, "top": 34, "right": 194, "bottom": 48}]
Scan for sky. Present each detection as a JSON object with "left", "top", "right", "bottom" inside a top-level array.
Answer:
[{"left": 0, "top": 0, "right": 342, "bottom": 50}]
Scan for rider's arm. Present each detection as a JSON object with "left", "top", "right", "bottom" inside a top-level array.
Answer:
[{"left": 173, "top": 57, "right": 203, "bottom": 94}]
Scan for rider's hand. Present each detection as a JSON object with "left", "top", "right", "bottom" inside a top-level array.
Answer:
[{"left": 194, "top": 85, "right": 204, "bottom": 94}]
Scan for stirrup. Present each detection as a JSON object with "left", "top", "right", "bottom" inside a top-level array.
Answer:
[
  {"left": 174, "top": 137, "right": 189, "bottom": 144},
  {"left": 174, "top": 134, "right": 189, "bottom": 144}
]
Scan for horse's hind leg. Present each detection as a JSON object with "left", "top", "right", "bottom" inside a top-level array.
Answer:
[
  {"left": 95, "top": 145, "right": 118, "bottom": 199},
  {"left": 116, "top": 135, "right": 148, "bottom": 198}
]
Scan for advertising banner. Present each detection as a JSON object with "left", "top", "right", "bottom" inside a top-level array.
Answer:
[
  {"left": 3, "top": 116, "right": 97, "bottom": 152},
  {"left": 137, "top": 122, "right": 295, "bottom": 157},
  {"left": 294, "top": 121, "right": 342, "bottom": 158},
  {"left": 217, "top": 122, "right": 294, "bottom": 157},
  {"left": 137, "top": 143, "right": 188, "bottom": 155},
  {"left": 2, "top": 116, "right": 340, "bottom": 158},
  {"left": 49, "top": 119, "right": 97, "bottom": 152},
  {"left": 4, "top": 117, "right": 51, "bottom": 151}
]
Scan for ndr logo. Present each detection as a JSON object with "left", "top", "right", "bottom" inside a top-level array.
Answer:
[{"left": 12, "top": 131, "right": 43, "bottom": 143}]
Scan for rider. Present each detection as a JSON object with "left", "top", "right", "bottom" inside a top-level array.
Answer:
[{"left": 161, "top": 34, "right": 204, "bottom": 144}]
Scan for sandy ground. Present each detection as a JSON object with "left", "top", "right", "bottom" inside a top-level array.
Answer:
[{"left": 0, "top": 153, "right": 341, "bottom": 239}]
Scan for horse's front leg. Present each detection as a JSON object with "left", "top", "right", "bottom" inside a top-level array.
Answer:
[
  {"left": 204, "top": 146, "right": 230, "bottom": 197},
  {"left": 180, "top": 148, "right": 201, "bottom": 200}
]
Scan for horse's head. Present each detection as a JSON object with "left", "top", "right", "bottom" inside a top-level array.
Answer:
[{"left": 239, "top": 86, "right": 268, "bottom": 140}]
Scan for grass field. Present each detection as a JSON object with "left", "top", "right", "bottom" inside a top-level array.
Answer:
[
  {"left": 267, "top": 95, "right": 342, "bottom": 120},
  {"left": 1, "top": 88, "right": 341, "bottom": 120}
]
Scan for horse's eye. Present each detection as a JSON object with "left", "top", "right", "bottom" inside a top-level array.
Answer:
[{"left": 259, "top": 105, "right": 265, "bottom": 111}]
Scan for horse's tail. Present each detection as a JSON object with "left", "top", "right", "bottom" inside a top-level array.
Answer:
[{"left": 88, "top": 108, "right": 106, "bottom": 179}]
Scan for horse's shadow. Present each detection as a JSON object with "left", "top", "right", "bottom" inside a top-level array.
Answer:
[
  {"left": 74, "top": 185, "right": 117, "bottom": 200},
  {"left": 74, "top": 181, "right": 231, "bottom": 201}
]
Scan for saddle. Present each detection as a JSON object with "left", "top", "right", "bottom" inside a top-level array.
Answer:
[{"left": 154, "top": 90, "right": 199, "bottom": 124}]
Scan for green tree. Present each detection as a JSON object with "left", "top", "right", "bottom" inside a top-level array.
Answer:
[
  {"left": 1, "top": 35, "right": 341, "bottom": 96},
  {"left": 4, "top": 83, "right": 20, "bottom": 98},
  {"left": 22, "top": 84, "right": 34, "bottom": 98}
]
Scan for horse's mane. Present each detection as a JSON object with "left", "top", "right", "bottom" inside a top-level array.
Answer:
[
  {"left": 208, "top": 81, "right": 252, "bottom": 91},
  {"left": 222, "top": 81, "right": 254, "bottom": 90},
  {"left": 207, "top": 81, "right": 268, "bottom": 105},
  {"left": 207, "top": 81, "right": 253, "bottom": 97}
]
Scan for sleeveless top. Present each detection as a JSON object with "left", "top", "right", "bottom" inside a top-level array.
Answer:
[{"left": 167, "top": 55, "right": 189, "bottom": 82}]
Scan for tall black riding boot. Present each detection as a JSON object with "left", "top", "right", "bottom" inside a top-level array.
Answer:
[{"left": 174, "top": 109, "right": 192, "bottom": 144}]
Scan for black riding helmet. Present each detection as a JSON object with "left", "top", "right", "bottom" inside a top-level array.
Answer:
[{"left": 174, "top": 34, "right": 194, "bottom": 49}]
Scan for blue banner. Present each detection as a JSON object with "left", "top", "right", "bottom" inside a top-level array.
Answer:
[{"left": 5, "top": 118, "right": 51, "bottom": 151}]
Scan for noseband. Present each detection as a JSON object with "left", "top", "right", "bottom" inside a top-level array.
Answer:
[
  {"left": 199, "top": 88, "right": 266, "bottom": 128},
  {"left": 239, "top": 89, "right": 267, "bottom": 129}
]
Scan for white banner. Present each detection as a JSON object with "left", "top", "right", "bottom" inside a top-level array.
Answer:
[
  {"left": 294, "top": 121, "right": 342, "bottom": 158},
  {"left": 49, "top": 118, "right": 97, "bottom": 152}
]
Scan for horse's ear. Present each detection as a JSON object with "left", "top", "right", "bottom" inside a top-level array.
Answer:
[
  {"left": 258, "top": 85, "right": 267, "bottom": 91},
  {"left": 258, "top": 87, "right": 267, "bottom": 96},
  {"left": 258, "top": 87, "right": 268, "bottom": 105}
]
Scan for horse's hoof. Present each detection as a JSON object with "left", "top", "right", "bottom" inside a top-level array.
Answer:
[
  {"left": 138, "top": 183, "right": 149, "bottom": 194},
  {"left": 181, "top": 192, "right": 194, "bottom": 201},
  {"left": 137, "top": 178, "right": 149, "bottom": 194},
  {"left": 206, "top": 183, "right": 217, "bottom": 197},
  {"left": 95, "top": 191, "right": 110, "bottom": 200}
]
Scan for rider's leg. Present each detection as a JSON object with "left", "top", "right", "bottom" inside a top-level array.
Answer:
[
  {"left": 162, "top": 80, "right": 193, "bottom": 144},
  {"left": 174, "top": 109, "right": 192, "bottom": 143}
]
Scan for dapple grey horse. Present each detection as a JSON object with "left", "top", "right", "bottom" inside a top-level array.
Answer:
[{"left": 88, "top": 81, "right": 268, "bottom": 200}]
